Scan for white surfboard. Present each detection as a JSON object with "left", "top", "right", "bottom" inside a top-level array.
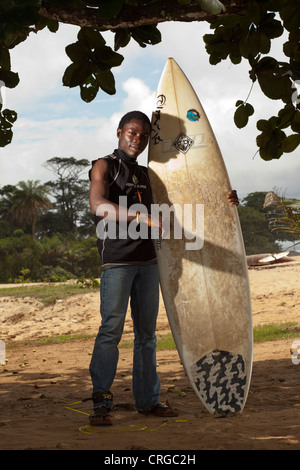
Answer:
[
  {"left": 148, "top": 58, "right": 253, "bottom": 415},
  {"left": 247, "top": 251, "right": 290, "bottom": 265},
  {"left": 258, "top": 251, "right": 290, "bottom": 264}
]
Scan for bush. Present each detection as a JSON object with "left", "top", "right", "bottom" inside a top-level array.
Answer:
[{"left": 35, "top": 265, "right": 77, "bottom": 282}]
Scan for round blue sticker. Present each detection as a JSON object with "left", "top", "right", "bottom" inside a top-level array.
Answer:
[{"left": 187, "top": 109, "right": 200, "bottom": 122}]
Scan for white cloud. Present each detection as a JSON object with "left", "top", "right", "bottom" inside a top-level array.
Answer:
[
  {"left": 0, "top": 76, "right": 154, "bottom": 185},
  {"left": 121, "top": 77, "right": 154, "bottom": 115},
  {"left": 0, "top": 116, "right": 111, "bottom": 185},
  {"left": 6, "top": 24, "right": 79, "bottom": 111}
]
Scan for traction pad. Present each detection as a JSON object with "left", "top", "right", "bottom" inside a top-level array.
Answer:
[{"left": 191, "top": 349, "right": 247, "bottom": 414}]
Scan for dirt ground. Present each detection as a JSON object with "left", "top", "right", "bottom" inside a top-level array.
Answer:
[{"left": 1, "top": 259, "right": 300, "bottom": 452}]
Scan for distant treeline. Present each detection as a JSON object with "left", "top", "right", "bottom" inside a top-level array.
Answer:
[
  {"left": 0, "top": 157, "right": 298, "bottom": 283},
  {"left": 0, "top": 157, "right": 100, "bottom": 283}
]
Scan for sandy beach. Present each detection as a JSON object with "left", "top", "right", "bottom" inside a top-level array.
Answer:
[{"left": 1, "top": 258, "right": 300, "bottom": 451}]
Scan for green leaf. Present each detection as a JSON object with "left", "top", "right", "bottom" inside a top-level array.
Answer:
[
  {"left": 257, "top": 127, "right": 286, "bottom": 160},
  {"left": 280, "top": 2, "right": 300, "bottom": 32},
  {"left": 240, "top": 29, "right": 271, "bottom": 59},
  {"left": 80, "top": 77, "right": 99, "bottom": 103},
  {"left": 291, "top": 111, "right": 300, "bottom": 133},
  {"left": 0, "top": 68, "right": 19, "bottom": 88},
  {"left": 257, "top": 72, "right": 291, "bottom": 101},
  {"left": 80, "top": 70, "right": 116, "bottom": 103},
  {"left": 65, "top": 42, "right": 88, "bottom": 63},
  {"left": 283, "top": 28, "right": 300, "bottom": 63},
  {"left": 0, "top": 107, "right": 17, "bottom": 147},
  {"left": 209, "top": 53, "right": 222, "bottom": 65},
  {"left": 114, "top": 29, "right": 131, "bottom": 51},
  {"left": 0, "top": 47, "right": 11, "bottom": 69},
  {"left": 259, "top": 140, "right": 283, "bottom": 160},
  {"left": 257, "top": 119, "right": 270, "bottom": 132},
  {"left": 47, "top": 20, "right": 59, "bottom": 33},
  {"left": 62, "top": 63, "right": 92, "bottom": 88},
  {"left": 196, "top": 0, "right": 226, "bottom": 14},
  {"left": 2, "top": 108, "right": 17, "bottom": 123},
  {"left": 252, "top": 56, "right": 277, "bottom": 72},
  {"left": 131, "top": 25, "right": 162, "bottom": 48},
  {"left": 258, "top": 14, "right": 283, "bottom": 40},
  {"left": 229, "top": 54, "right": 242, "bottom": 65},
  {"left": 256, "top": 129, "right": 272, "bottom": 148},
  {"left": 269, "top": 116, "right": 279, "bottom": 130},
  {"left": 283, "top": 40, "right": 300, "bottom": 62},
  {"left": 282, "top": 134, "right": 300, "bottom": 153},
  {"left": 92, "top": 46, "right": 124, "bottom": 70},
  {"left": 0, "top": 127, "right": 12, "bottom": 146},
  {"left": 277, "top": 105, "right": 296, "bottom": 129},
  {"left": 234, "top": 103, "right": 254, "bottom": 129},
  {"left": 245, "top": 103, "right": 254, "bottom": 116},
  {"left": 77, "top": 28, "right": 106, "bottom": 50},
  {"left": 95, "top": 70, "right": 116, "bottom": 95},
  {"left": 254, "top": 59, "right": 293, "bottom": 102}
]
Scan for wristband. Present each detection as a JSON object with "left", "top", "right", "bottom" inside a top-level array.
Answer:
[{"left": 136, "top": 211, "right": 152, "bottom": 227}]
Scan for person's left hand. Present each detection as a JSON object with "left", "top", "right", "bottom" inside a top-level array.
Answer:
[{"left": 227, "top": 190, "right": 239, "bottom": 206}]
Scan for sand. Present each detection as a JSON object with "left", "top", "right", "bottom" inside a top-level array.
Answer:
[{"left": 1, "top": 259, "right": 300, "bottom": 451}]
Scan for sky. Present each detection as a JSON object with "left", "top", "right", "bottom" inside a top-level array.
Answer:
[{"left": 0, "top": 19, "right": 299, "bottom": 202}]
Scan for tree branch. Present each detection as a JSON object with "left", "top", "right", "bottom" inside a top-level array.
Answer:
[{"left": 39, "top": 0, "right": 249, "bottom": 31}]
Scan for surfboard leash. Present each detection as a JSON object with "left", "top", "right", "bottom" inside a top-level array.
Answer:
[{"left": 64, "top": 398, "right": 187, "bottom": 434}]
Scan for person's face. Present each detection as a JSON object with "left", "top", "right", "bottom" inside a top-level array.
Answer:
[{"left": 117, "top": 119, "right": 150, "bottom": 159}]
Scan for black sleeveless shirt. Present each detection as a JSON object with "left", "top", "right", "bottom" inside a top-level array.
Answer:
[{"left": 89, "top": 149, "right": 157, "bottom": 269}]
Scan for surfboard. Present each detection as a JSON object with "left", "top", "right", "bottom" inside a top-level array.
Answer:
[
  {"left": 247, "top": 251, "right": 290, "bottom": 266},
  {"left": 258, "top": 251, "right": 290, "bottom": 264},
  {"left": 147, "top": 58, "right": 253, "bottom": 415}
]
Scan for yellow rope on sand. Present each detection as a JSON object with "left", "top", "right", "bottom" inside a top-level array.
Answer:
[
  {"left": 65, "top": 401, "right": 187, "bottom": 435},
  {"left": 64, "top": 401, "right": 90, "bottom": 416}
]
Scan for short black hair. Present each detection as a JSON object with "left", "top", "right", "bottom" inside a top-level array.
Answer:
[{"left": 118, "top": 111, "right": 151, "bottom": 130}]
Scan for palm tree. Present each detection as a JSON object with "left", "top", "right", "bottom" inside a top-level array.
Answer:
[{"left": 10, "top": 180, "right": 52, "bottom": 240}]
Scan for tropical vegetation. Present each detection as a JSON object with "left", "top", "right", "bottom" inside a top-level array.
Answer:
[
  {"left": 0, "top": 156, "right": 100, "bottom": 283},
  {"left": 0, "top": 156, "right": 299, "bottom": 283}
]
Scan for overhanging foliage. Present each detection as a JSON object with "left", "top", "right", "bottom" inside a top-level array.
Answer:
[{"left": 0, "top": 0, "right": 299, "bottom": 160}]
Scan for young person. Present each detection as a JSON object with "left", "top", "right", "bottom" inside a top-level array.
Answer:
[{"left": 88, "top": 111, "right": 239, "bottom": 425}]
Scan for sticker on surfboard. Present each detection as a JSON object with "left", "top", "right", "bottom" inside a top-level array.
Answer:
[
  {"left": 187, "top": 109, "right": 200, "bottom": 122},
  {"left": 172, "top": 132, "right": 194, "bottom": 154}
]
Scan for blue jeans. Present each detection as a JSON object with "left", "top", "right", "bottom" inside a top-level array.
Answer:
[{"left": 89, "top": 264, "right": 160, "bottom": 411}]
